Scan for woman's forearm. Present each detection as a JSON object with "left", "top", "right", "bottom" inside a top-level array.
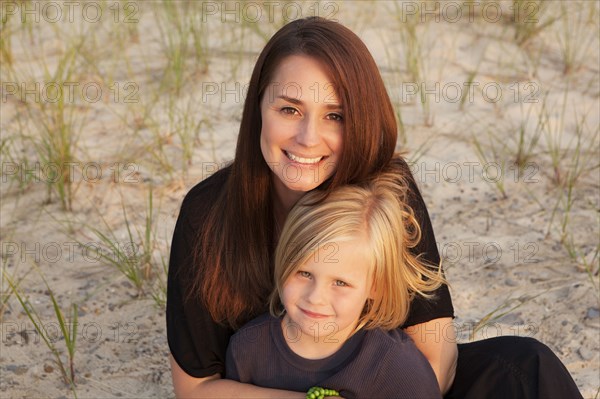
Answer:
[
  {"left": 170, "top": 355, "right": 305, "bottom": 399},
  {"left": 183, "top": 378, "right": 305, "bottom": 399}
]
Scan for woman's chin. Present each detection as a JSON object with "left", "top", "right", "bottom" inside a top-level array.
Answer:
[{"left": 283, "top": 180, "right": 322, "bottom": 193}]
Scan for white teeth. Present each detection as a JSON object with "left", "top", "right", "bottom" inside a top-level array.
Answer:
[{"left": 285, "top": 151, "right": 323, "bottom": 164}]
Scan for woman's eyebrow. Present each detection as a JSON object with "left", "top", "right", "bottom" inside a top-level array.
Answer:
[
  {"left": 277, "top": 94, "right": 303, "bottom": 104},
  {"left": 277, "top": 94, "right": 341, "bottom": 109}
]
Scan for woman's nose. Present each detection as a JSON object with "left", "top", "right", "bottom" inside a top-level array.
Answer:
[{"left": 295, "top": 116, "right": 320, "bottom": 147}]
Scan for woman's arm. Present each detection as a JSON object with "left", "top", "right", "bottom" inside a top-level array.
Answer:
[
  {"left": 170, "top": 355, "right": 305, "bottom": 399},
  {"left": 404, "top": 317, "right": 458, "bottom": 394}
]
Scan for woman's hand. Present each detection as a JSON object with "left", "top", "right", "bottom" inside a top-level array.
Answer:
[{"left": 404, "top": 317, "right": 458, "bottom": 394}]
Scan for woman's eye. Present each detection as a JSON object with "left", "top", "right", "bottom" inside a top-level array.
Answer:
[
  {"left": 334, "top": 280, "right": 348, "bottom": 287},
  {"left": 327, "top": 113, "right": 343, "bottom": 122},
  {"left": 298, "top": 271, "right": 311, "bottom": 278},
  {"left": 281, "top": 107, "right": 299, "bottom": 116}
]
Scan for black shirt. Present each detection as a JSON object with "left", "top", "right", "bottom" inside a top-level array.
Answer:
[{"left": 167, "top": 158, "right": 454, "bottom": 378}]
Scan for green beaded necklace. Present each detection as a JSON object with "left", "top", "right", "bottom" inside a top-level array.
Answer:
[{"left": 306, "top": 386, "right": 341, "bottom": 399}]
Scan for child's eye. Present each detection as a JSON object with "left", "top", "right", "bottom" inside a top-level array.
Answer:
[
  {"left": 298, "top": 271, "right": 311, "bottom": 278},
  {"left": 334, "top": 280, "right": 348, "bottom": 287}
]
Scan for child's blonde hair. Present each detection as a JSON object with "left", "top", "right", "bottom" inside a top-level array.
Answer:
[{"left": 269, "top": 172, "right": 447, "bottom": 331}]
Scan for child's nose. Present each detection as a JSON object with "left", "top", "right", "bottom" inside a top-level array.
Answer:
[{"left": 305, "top": 283, "right": 327, "bottom": 305}]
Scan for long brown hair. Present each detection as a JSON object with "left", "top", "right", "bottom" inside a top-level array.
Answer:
[{"left": 193, "top": 17, "right": 399, "bottom": 329}]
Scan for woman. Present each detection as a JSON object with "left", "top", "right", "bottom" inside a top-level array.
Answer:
[{"left": 167, "top": 17, "right": 581, "bottom": 398}]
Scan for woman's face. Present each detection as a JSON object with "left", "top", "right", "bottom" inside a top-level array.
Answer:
[{"left": 260, "top": 55, "right": 344, "bottom": 203}]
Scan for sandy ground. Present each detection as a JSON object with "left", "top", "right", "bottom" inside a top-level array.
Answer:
[{"left": 1, "top": 1, "right": 598, "bottom": 398}]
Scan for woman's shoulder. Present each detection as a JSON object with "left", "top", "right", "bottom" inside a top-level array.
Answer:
[
  {"left": 387, "top": 154, "right": 416, "bottom": 185},
  {"left": 389, "top": 153, "right": 410, "bottom": 169},
  {"left": 170, "top": 165, "right": 233, "bottom": 262},
  {"left": 376, "top": 154, "right": 423, "bottom": 205},
  {"left": 176, "top": 165, "right": 233, "bottom": 225},
  {"left": 181, "top": 165, "right": 232, "bottom": 208}
]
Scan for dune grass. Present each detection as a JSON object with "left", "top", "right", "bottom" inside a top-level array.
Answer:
[
  {"left": 153, "top": 1, "right": 209, "bottom": 95},
  {"left": 509, "top": 0, "right": 558, "bottom": 46},
  {"left": 5, "top": 267, "right": 79, "bottom": 396},
  {"left": 0, "top": 243, "right": 32, "bottom": 322},
  {"left": 392, "top": 1, "right": 433, "bottom": 126},
  {"left": 3, "top": 26, "right": 88, "bottom": 211},
  {"left": 470, "top": 292, "right": 544, "bottom": 341},
  {"left": 55, "top": 185, "right": 170, "bottom": 308},
  {"left": 556, "top": 2, "right": 599, "bottom": 75}
]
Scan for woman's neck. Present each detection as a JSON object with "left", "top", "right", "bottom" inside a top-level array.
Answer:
[{"left": 272, "top": 179, "right": 305, "bottom": 237}]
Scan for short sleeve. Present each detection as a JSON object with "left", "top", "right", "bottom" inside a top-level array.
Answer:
[
  {"left": 371, "top": 333, "right": 442, "bottom": 398},
  {"left": 395, "top": 157, "right": 455, "bottom": 327},
  {"left": 166, "top": 168, "right": 234, "bottom": 378}
]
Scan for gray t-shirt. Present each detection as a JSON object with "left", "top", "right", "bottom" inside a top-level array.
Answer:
[{"left": 226, "top": 313, "right": 442, "bottom": 399}]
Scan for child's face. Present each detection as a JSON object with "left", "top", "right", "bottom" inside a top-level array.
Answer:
[{"left": 280, "top": 239, "right": 372, "bottom": 343}]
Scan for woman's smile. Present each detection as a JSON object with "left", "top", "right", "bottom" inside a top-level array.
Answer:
[{"left": 283, "top": 150, "right": 327, "bottom": 165}]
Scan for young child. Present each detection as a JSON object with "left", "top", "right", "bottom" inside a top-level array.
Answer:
[{"left": 225, "top": 173, "right": 446, "bottom": 399}]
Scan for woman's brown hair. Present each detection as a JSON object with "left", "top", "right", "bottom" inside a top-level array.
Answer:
[{"left": 192, "top": 17, "right": 399, "bottom": 328}]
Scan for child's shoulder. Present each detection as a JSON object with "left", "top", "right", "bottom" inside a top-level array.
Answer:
[
  {"left": 358, "top": 328, "right": 435, "bottom": 371},
  {"left": 240, "top": 312, "right": 274, "bottom": 329},
  {"left": 362, "top": 328, "right": 420, "bottom": 354},
  {"left": 368, "top": 327, "right": 412, "bottom": 343},
  {"left": 230, "top": 313, "right": 276, "bottom": 346}
]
